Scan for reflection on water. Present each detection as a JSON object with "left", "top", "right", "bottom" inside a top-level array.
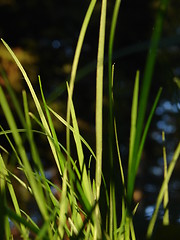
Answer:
[
  {"left": 135, "top": 94, "right": 180, "bottom": 234},
  {"left": 144, "top": 183, "right": 158, "bottom": 193},
  {"left": 144, "top": 205, "right": 165, "bottom": 221},
  {"left": 156, "top": 100, "right": 179, "bottom": 115},
  {"left": 151, "top": 99, "right": 179, "bottom": 145},
  {"left": 149, "top": 166, "right": 163, "bottom": 177},
  {"left": 52, "top": 39, "right": 61, "bottom": 49},
  {"left": 145, "top": 205, "right": 155, "bottom": 220}
]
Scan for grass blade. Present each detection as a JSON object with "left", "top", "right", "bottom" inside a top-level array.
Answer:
[
  {"left": 94, "top": 0, "right": 107, "bottom": 239},
  {"left": 95, "top": 0, "right": 106, "bottom": 203},
  {"left": 134, "top": 0, "right": 169, "bottom": 159},
  {"left": 1, "top": 38, "right": 61, "bottom": 175},
  {"left": 128, "top": 88, "right": 162, "bottom": 206},
  {"left": 0, "top": 86, "right": 50, "bottom": 225},
  {"left": 162, "top": 131, "right": 169, "bottom": 226},
  {"left": 126, "top": 71, "right": 139, "bottom": 208},
  {"left": 48, "top": 106, "right": 96, "bottom": 160},
  {"left": 38, "top": 76, "right": 65, "bottom": 173},
  {"left": 147, "top": 142, "right": 180, "bottom": 239},
  {"left": 58, "top": 164, "right": 68, "bottom": 239},
  {"left": 128, "top": 71, "right": 139, "bottom": 179},
  {"left": 67, "top": 83, "right": 93, "bottom": 205},
  {"left": 108, "top": 2, "right": 122, "bottom": 235},
  {"left": 66, "top": 0, "right": 97, "bottom": 155}
]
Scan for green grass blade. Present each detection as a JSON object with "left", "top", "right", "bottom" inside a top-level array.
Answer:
[
  {"left": 58, "top": 164, "right": 68, "bottom": 239},
  {"left": 48, "top": 106, "right": 96, "bottom": 160},
  {"left": 1, "top": 38, "right": 61, "bottom": 175},
  {"left": 126, "top": 71, "right": 139, "bottom": 208},
  {"left": 128, "top": 71, "right": 139, "bottom": 174},
  {"left": 35, "top": 209, "right": 57, "bottom": 240},
  {"left": 67, "top": 83, "right": 93, "bottom": 205},
  {"left": 128, "top": 88, "right": 162, "bottom": 206},
  {"left": 95, "top": 0, "right": 106, "bottom": 203},
  {"left": 147, "top": 142, "right": 180, "bottom": 239},
  {"left": 134, "top": 0, "right": 169, "bottom": 157},
  {"left": 108, "top": 0, "right": 122, "bottom": 198},
  {"left": 22, "top": 90, "right": 43, "bottom": 172},
  {"left": 0, "top": 68, "right": 26, "bottom": 128},
  {"left": 0, "top": 87, "right": 50, "bottom": 223},
  {"left": 39, "top": 76, "right": 65, "bottom": 173},
  {"left": 66, "top": 0, "right": 97, "bottom": 155},
  {"left": 94, "top": 0, "right": 107, "bottom": 239},
  {"left": 0, "top": 156, "right": 9, "bottom": 239},
  {"left": 5, "top": 206, "right": 42, "bottom": 238},
  {"left": 135, "top": 88, "right": 162, "bottom": 173},
  {"left": 162, "top": 131, "right": 169, "bottom": 226},
  {"left": 114, "top": 119, "right": 126, "bottom": 238},
  {"left": 108, "top": 0, "right": 121, "bottom": 76},
  {"left": 114, "top": 119, "right": 125, "bottom": 190},
  {"left": 108, "top": 1, "right": 122, "bottom": 167}
]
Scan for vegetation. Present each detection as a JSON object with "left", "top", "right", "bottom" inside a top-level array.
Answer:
[{"left": 0, "top": 0, "right": 179, "bottom": 239}]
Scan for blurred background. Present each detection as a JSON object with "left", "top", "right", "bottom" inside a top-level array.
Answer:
[{"left": 0, "top": 0, "right": 180, "bottom": 238}]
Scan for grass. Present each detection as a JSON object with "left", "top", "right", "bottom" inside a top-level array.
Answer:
[{"left": 0, "top": 0, "right": 180, "bottom": 239}]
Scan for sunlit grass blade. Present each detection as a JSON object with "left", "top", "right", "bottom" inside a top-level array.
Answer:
[
  {"left": 128, "top": 71, "right": 139, "bottom": 171},
  {"left": 66, "top": 0, "right": 97, "bottom": 155},
  {"left": 0, "top": 87, "right": 51, "bottom": 228},
  {"left": 35, "top": 209, "right": 57, "bottom": 240},
  {"left": 5, "top": 206, "right": 42, "bottom": 238},
  {"left": 38, "top": 76, "right": 65, "bottom": 173},
  {"left": 162, "top": 131, "right": 169, "bottom": 226},
  {"left": 0, "top": 68, "right": 26, "bottom": 128},
  {"left": 58, "top": 164, "right": 68, "bottom": 239},
  {"left": 67, "top": 83, "right": 93, "bottom": 205},
  {"left": 48, "top": 106, "right": 96, "bottom": 160},
  {"left": 94, "top": 0, "right": 107, "bottom": 238},
  {"left": 114, "top": 119, "right": 126, "bottom": 238},
  {"left": 1, "top": 38, "right": 61, "bottom": 175},
  {"left": 147, "top": 142, "right": 180, "bottom": 239},
  {"left": 127, "top": 71, "right": 139, "bottom": 208},
  {"left": 0, "top": 155, "right": 11, "bottom": 239},
  {"left": 125, "top": 71, "right": 139, "bottom": 225},
  {"left": 95, "top": 0, "right": 106, "bottom": 201},
  {"left": 22, "top": 90, "right": 44, "bottom": 173},
  {"left": 23, "top": 91, "right": 55, "bottom": 210},
  {"left": 29, "top": 108, "right": 94, "bottom": 232},
  {"left": 108, "top": 0, "right": 121, "bottom": 76},
  {"left": 108, "top": 63, "right": 116, "bottom": 239}
]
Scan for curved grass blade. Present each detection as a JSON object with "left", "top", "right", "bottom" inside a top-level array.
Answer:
[
  {"left": 38, "top": 76, "right": 65, "bottom": 173},
  {"left": 128, "top": 87, "right": 162, "bottom": 206},
  {"left": 162, "top": 131, "right": 169, "bottom": 226},
  {"left": 1, "top": 38, "right": 61, "bottom": 175},
  {"left": 5, "top": 206, "right": 43, "bottom": 238},
  {"left": 126, "top": 71, "right": 139, "bottom": 208},
  {"left": 0, "top": 87, "right": 51, "bottom": 228},
  {"left": 66, "top": 0, "right": 97, "bottom": 155},
  {"left": 67, "top": 83, "right": 93, "bottom": 205},
  {"left": 147, "top": 142, "right": 180, "bottom": 239},
  {"left": 134, "top": 0, "right": 169, "bottom": 161},
  {"left": 48, "top": 106, "right": 96, "bottom": 160}
]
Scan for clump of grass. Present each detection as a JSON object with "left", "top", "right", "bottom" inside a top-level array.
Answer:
[{"left": 0, "top": 0, "right": 179, "bottom": 239}]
